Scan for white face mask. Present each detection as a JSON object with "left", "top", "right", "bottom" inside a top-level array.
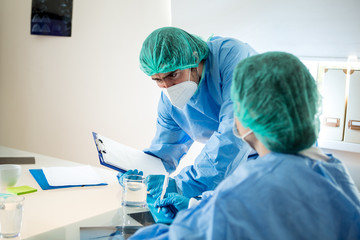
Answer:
[{"left": 163, "top": 69, "right": 198, "bottom": 109}]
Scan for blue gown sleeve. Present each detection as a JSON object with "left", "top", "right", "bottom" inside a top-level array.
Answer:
[
  {"left": 174, "top": 40, "right": 255, "bottom": 197},
  {"left": 129, "top": 223, "right": 170, "bottom": 240},
  {"left": 144, "top": 93, "right": 194, "bottom": 173},
  {"left": 129, "top": 194, "right": 221, "bottom": 240}
]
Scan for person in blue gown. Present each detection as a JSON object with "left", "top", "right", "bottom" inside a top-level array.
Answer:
[
  {"left": 119, "top": 27, "right": 257, "bottom": 198},
  {"left": 129, "top": 51, "right": 360, "bottom": 240}
]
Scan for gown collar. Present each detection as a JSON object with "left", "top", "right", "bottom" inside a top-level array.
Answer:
[{"left": 298, "top": 146, "right": 330, "bottom": 161}]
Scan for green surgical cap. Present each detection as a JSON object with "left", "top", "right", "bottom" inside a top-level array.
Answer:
[
  {"left": 231, "top": 52, "right": 321, "bottom": 153},
  {"left": 139, "top": 27, "right": 209, "bottom": 76}
]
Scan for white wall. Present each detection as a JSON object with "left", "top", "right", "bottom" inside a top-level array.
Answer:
[
  {"left": 0, "top": 0, "right": 171, "bottom": 166},
  {"left": 171, "top": 0, "right": 360, "bottom": 189}
]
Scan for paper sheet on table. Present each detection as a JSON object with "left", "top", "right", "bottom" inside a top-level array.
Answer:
[{"left": 42, "top": 165, "right": 106, "bottom": 186}]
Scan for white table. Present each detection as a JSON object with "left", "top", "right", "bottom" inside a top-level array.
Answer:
[{"left": 0, "top": 146, "right": 149, "bottom": 240}]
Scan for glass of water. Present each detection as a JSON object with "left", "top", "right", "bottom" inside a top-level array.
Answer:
[
  {"left": 0, "top": 195, "right": 25, "bottom": 238},
  {"left": 122, "top": 174, "right": 147, "bottom": 208}
]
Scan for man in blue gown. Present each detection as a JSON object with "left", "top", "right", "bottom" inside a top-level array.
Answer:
[
  {"left": 137, "top": 27, "right": 257, "bottom": 198},
  {"left": 129, "top": 52, "right": 360, "bottom": 239}
]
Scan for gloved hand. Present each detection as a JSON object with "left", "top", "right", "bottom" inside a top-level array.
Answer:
[
  {"left": 146, "top": 175, "right": 178, "bottom": 198},
  {"left": 155, "top": 193, "right": 190, "bottom": 218},
  {"left": 117, "top": 169, "right": 143, "bottom": 187}
]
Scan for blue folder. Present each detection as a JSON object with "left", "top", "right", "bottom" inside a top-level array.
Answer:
[{"left": 29, "top": 169, "right": 108, "bottom": 190}]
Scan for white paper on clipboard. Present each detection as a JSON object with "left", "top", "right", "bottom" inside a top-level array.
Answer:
[{"left": 93, "top": 132, "right": 166, "bottom": 176}]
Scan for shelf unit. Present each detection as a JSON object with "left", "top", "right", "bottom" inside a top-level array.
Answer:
[
  {"left": 302, "top": 59, "right": 360, "bottom": 153},
  {"left": 318, "top": 139, "right": 360, "bottom": 153}
]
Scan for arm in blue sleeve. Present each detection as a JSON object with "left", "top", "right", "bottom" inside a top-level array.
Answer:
[
  {"left": 130, "top": 189, "right": 223, "bottom": 239},
  {"left": 175, "top": 100, "right": 251, "bottom": 197},
  {"left": 144, "top": 94, "right": 194, "bottom": 173},
  {"left": 174, "top": 40, "right": 255, "bottom": 197},
  {"left": 129, "top": 224, "right": 170, "bottom": 240}
]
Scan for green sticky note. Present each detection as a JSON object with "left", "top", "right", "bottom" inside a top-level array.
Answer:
[{"left": 7, "top": 185, "right": 37, "bottom": 195}]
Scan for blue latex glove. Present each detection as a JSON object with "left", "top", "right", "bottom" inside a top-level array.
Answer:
[
  {"left": 117, "top": 169, "right": 143, "bottom": 187},
  {"left": 155, "top": 193, "right": 190, "bottom": 218},
  {"left": 146, "top": 175, "right": 178, "bottom": 198}
]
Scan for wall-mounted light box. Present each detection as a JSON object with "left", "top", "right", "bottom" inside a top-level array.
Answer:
[{"left": 31, "top": 0, "right": 73, "bottom": 37}]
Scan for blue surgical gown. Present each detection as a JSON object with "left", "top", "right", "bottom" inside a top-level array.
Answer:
[
  {"left": 130, "top": 152, "right": 360, "bottom": 240},
  {"left": 143, "top": 37, "right": 257, "bottom": 197}
]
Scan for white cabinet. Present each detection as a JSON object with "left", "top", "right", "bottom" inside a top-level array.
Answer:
[
  {"left": 344, "top": 70, "right": 360, "bottom": 144},
  {"left": 319, "top": 69, "right": 347, "bottom": 141},
  {"left": 316, "top": 62, "right": 360, "bottom": 153}
]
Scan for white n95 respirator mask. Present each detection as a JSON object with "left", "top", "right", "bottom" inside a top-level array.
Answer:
[{"left": 163, "top": 70, "right": 198, "bottom": 109}]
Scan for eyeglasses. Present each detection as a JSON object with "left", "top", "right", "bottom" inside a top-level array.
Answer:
[{"left": 151, "top": 70, "right": 182, "bottom": 83}]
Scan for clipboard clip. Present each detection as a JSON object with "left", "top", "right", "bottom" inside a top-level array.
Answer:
[{"left": 95, "top": 138, "right": 107, "bottom": 154}]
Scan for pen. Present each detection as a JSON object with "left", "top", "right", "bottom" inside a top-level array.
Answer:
[{"left": 158, "top": 173, "right": 169, "bottom": 213}]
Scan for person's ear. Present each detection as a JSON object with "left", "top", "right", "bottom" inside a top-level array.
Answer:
[{"left": 193, "top": 51, "right": 199, "bottom": 63}]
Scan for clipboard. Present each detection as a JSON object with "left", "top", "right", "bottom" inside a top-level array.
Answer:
[{"left": 92, "top": 132, "right": 166, "bottom": 176}]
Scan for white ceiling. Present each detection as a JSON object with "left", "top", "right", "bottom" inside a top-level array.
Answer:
[{"left": 171, "top": 0, "right": 360, "bottom": 59}]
